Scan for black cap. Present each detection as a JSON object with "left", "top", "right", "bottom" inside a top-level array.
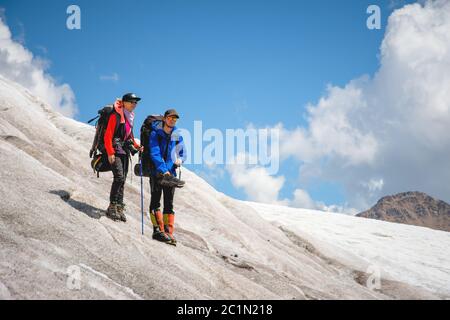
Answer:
[
  {"left": 164, "top": 108, "right": 179, "bottom": 118},
  {"left": 122, "top": 93, "right": 141, "bottom": 102}
]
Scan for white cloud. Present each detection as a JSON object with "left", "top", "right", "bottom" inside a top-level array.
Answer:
[
  {"left": 278, "top": 81, "right": 379, "bottom": 166},
  {"left": 99, "top": 73, "right": 119, "bottom": 82},
  {"left": 277, "top": 0, "right": 450, "bottom": 210},
  {"left": 0, "top": 17, "right": 77, "bottom": 117},
  {"left": 319, "top": 204, "right": 358, "bottom": 216},
  {"left": 227, "top": 153, "right": 288, "bottom": 205},
  {"left": 290, "top": 188, "right": 358, "bottom": 215},
  {"left": 362, "top": 179, "right": 384, "bottom": 193},
  {"left": 291, "top": 189, "right": 316, "bottom": 209}
]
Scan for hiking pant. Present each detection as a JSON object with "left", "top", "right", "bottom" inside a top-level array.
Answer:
[
  {"left": 109, "top": 154, "right": 128, "bottom": 204},
  {"left": 149, "top": 175, "right": 175, "bottom": 214}
]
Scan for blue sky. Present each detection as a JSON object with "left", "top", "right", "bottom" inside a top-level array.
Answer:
[{"left": 0, "top": 0, "right": 419, "bottom": 210}]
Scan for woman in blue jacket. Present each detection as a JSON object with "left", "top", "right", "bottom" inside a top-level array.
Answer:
[{"left": 149, "top": 109, "right": 186, "bottom": 245}]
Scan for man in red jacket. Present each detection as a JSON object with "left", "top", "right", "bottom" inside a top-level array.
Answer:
[{"left": 104, "top": 93, "right": 143, "bottom": 222}]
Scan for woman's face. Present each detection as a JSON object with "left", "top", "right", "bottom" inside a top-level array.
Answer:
[{"left": 123, "top": 100, "right": 138, "bottom": 112}]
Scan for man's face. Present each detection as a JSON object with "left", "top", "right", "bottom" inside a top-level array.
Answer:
[
  {"left": 164, "top": 115, "right": 178, "bottom": 128},
  {"left": 123, "top": 100, "right": 138, "bottom": 111}
]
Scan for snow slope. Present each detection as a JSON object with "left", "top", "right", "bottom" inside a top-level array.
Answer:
[
  {"left": 0, "top": 75, "right": 448, "bottom": 299},
  {"left": 246, "top": 202, "right": 450, "bottom": 297}
]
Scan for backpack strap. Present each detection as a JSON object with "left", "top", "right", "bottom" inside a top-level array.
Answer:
[
  {"left": 87, "top": 115, "right": 100, "bottom": 124},
  {"left": 112, "top": 111, "right": 123, "bottom": 139}
]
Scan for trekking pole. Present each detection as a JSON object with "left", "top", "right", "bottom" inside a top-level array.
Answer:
[{"left": 139, "top": 154, "right": 144, "bottom": 235}]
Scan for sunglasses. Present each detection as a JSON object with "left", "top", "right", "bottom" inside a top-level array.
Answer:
[{"left": 167, "top": 116, "right": 178, "bottom": 121}]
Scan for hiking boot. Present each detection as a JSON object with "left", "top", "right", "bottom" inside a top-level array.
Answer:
[
  {"left": 159, "top": 175, "right": 185, "bottom": 188},
  {"left": 118, "top": 203, "right": 126, "bottom": 212},
  {"left": 164, "top": 213, "right": 177, "bottom": 246},
  {"left": 152, "top": 227, "right": 172, "bottom": 243},
  {"left": 150, "top": 210, "right": 171, "bottom": 243},
  {"left": 106, "top": 202, "right": 121, "bottom": 221},
  {"left": 117, "top": 203, "right": 127, "bottom": 222}
]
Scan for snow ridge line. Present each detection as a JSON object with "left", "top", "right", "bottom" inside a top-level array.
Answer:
[{"left": 78, "top": 263, "right": 143, "bottom": 300}]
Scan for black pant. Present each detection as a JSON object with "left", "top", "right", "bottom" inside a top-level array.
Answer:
[
  {"left": 110, "top": 154, "right": 128, "bottom": 204},
  {"left": 149, "top": 176, "right": 175, "bottom": 214}
]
